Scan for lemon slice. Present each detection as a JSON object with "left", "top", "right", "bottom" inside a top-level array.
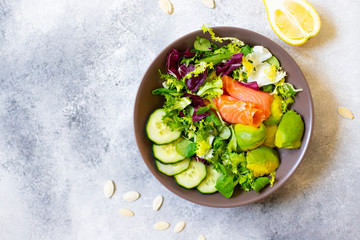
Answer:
[{"left": 263, "top": 0, "right": 321, "bottom": 45}]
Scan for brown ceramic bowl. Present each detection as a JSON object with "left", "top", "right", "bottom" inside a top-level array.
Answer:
[{"left": 134, "top": 27, "right": 313, "bottom": 208}]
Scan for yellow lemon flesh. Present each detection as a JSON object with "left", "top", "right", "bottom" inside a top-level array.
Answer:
[{"left": 263, "top": 0, "right": 321, "bottom": 45}]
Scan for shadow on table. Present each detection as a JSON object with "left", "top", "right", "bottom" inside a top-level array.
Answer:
[
  {"left": 255, "top": 10, "right": 339, "bottom": 207},
  {"left": 298, "top": 3, "right": 336, "bottom": 49},
  {"left": 263, "top": 72, "right": 338, "bottom": 205}
]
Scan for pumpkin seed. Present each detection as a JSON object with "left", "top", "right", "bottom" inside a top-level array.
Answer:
[
  {"left": 174, "top": 221, "right": 186, "bottom": 233},
  {"left": 123, "top": 191, "right": 140, "bottom": 202},
  {"left": 159, "top": 0, "right": 173, "bottom": 14},
  {"left": 338, "top": 107, "right": 354, "bottom": 119},
  {"left": 152, "top": 195, "right": 164, "bottom": 211},
  {"left": 198, "top": 234, "right": 206, "bottom": 240},
  {"left": 119, "top": 208, "right": 134, "bottom": 217},
  {"left": 201, "top": 0, "right": 215, "bottom": 9},
  {"left": 103, "top": 180, "right": 115, "bottom": 198},
  {"left": 153, "top": 221, "right": 170, "bottom": 230}
]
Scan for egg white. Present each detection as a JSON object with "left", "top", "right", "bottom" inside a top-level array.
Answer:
[{"left": 243, "top": 46, "right": 286, "bottom": 87}]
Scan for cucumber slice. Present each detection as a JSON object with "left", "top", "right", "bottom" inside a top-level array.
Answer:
[
  {"left": 153, "top": 141, "right": 186, "bottom": 164},
  {"left": 156, "top": 158, "right": 191, "bottom": 176},
  {"left": 197, "top": 165, "right": 222, "bottom": 194},
  {"left": 174, "top": 159, "right": 207, "bottom": 189},
  {"left": 146, "top": 109, "right": 181, "bottom": 144}
]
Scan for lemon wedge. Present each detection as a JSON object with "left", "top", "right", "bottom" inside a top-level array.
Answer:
[{"left": 263, "top": 0, "right": 321, "bottom": 45}]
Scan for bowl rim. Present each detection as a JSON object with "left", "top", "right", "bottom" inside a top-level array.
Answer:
[{"left": 134, "top": 26, "right": 314, "bottom": 208}]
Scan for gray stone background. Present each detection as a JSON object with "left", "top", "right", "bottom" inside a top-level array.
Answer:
[{"left": 1, "top": 0, "right": 359, "bottom": 239}]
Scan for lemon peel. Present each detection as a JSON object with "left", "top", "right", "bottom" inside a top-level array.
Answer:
[{"left": 263, "top": 0, "right": 321, "bottom": 45}]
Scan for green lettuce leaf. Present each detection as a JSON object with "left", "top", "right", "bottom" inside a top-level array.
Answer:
[
  {"left": 194, "top": 36, "right": 212, "bottom": 52},
  {"left": 158, "top": 70, "right": 186, "bottom": 92},
  {"left": 227, "top": 125, "right": 237, "bottom": 152},
  {"left": 253, "top": 177, "right": 270, "bottom": 193},
  {"left": 200, "top": 25, "right": 244, "bottom": 47},
  {"left": 152, "top": 88, "right": 183, "bottom": 97},
  {"left": 196, "top": 76, "right": 223, "bottom": 98},
  {"left": 273, "top": 82, "right": 302, "bottom": 113},
  {"left": 215, "top": 174, "right": 238, "bottom": 198},
  {"left": 274, "top": 82, "right": 302, "bottom": 98},
  {"left": 163, "top": 95, "right": 191, "bottom": 112},
  {"left": 183, "top": 61, "right": 213, "bottom": 80}
]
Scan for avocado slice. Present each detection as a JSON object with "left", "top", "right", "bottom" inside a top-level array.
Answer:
[
  {"left": 275, "top": 110, "right": 304, "bottom": 149},
  {"left": 246, "top": 146, "right": 280, "bottom": 177},
  {"left": 263, "top": 125, "right": 278, "bottom": 148},
  {"left": 234, "top": 123, "right": 266, "bottom": 151},
  {"left": 264, "top": 95, "right": 283, "bottom": 126}
]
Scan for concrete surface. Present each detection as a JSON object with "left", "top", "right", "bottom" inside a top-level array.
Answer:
[{"left": 0, "top": 0, "right": 359, "bottom": 239}]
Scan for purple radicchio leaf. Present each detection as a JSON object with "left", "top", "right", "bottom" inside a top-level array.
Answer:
[
  {"left": 166, "top": 49, "right": 181, "bottom": 79},
  {"left": 216, "top": 53, "right": 243, "bottom": 76},
  {"left": 183, "top": 93, "right": 205, "bottom": 107},
  {"left": 238, "top": 81, "right": 260, "bottom": 91},
  {"left": 166, "top": 48, "right": 195, "bottom": 80},
  {"left": 178, "top": 64, "right": 195, "bottom": 79},
  {"left": 192, "top": 106, "right": 210, "bottom": 122},
  {"left": 183, "top": 93, "right": 209, "bottom": 122},
  {"left": 182, "top": 48, "right": 196, "bottom": 58},
  {"left": 194, "top": 155, "right": 209, "bottom": 165},
  {"left": 185, "top": 70, "right": 207, "bottom": 93}
]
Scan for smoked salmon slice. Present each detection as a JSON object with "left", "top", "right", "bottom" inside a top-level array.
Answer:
[
  {"left": 215, "top": 95, "right": 266, "bottom": 127},
  {"left": 222, "top": 75, "right": 273, "bottom": 119}
]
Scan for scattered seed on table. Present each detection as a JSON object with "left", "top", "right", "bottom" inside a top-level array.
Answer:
[
  {"left": 103, "top": 180, "right": 115, "bottom": 198},
  {"left": 198, "top": 234, "right": 206, "bottom": 240},
  {"left": 338, "top": 107, "right": 354, "bottom": 119},
  {"left": 174, "top": 221, "right": 186, "bottom": 233},
  {"left": 123, "top": 191, "right": 140, "bottom": 202},
  {"left": 152, "top": 195, "right": 164, "bottom": 211},
  {"left": 119, "top": 208, "right": 134, "bottom": 217},
  {"left": 153, "top": 221, "right": 170, "bottom": 230},
  {"left": 201, "top": 0, "right": 215, "bottom": 9},
  {"left": 159, "top": 0, "right": 173, "bottom": 14}
]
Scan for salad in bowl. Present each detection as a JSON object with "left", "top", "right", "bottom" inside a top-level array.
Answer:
[
  {"left": 134, "top": 26, "right": 313, "bottom": 207},
  {"left": 145, "top": 26, "right": 304, "bottom": 198}
]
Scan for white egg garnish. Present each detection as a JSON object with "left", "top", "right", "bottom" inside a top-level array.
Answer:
[
  {"left": 247, "top": 62, "right": 286, "bottom": 87},
  {"left": 243, "top": 46, "right": 286, "bottom": 87},
  {"left": 246, "top": 46, "right": 272, "bottom": 66}
]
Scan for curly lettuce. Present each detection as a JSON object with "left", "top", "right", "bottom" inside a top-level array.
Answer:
[{"left": 196, "top": 76, "right": 223, "bottom": 98}]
